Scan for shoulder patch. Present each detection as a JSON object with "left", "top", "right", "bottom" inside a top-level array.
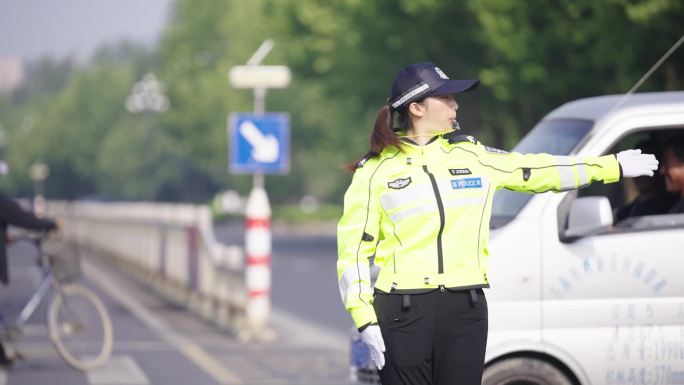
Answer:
[
  {"left": 484, "top": 146, "right": 508, "bottom": 154},
  {"left": 388, "top": 177, "right": 412, "bottom": 189},
  {"left": 447, "top": 134, "right": 478, "bottom": 145}
]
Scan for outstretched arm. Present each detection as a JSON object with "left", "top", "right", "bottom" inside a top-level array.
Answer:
[
  {"left": 0, "top": 192, "right": 56, "bottom": 231},
  {"left": 469, "top": 145, "right": 657, "bottom": 193}
]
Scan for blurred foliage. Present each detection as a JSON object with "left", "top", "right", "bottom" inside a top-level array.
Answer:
[
  {"left": 0, "top": 0, "right": 682, "bottom": 205},
  {"left": 469, "top": 0, "right": 684, "bottom": 147},
  {"left": 272, "top": 203, "right": 343, "bottom": 223}
]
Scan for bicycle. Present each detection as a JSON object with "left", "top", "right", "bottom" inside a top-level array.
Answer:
[{"left": 0, "top": 233, "right": 113, "bottom": 371}]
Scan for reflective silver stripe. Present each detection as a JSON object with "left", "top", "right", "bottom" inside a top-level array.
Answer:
[
  {"left": 339, "top": 266, "right": 371, "bottom": 303},
  {"left": 389, "top": 203, "right": 437, "bottom": 222},
  {"left": 389, "top": 195, "right": 485, "bottom": 222},
  {"left": 391, "top": 83, "right": 430, "bottom": 109},
  {"left": 443, "top": 196, "right": 486, "bottom": 209},
  {"left": 555, "top": 156, "right": 577, "bottom": 190},
  {"left": 380, "top": 184, "right": 434, "bottom": 211},
  {"left": 340, "top": 280, "right": 373, "bottom": 304},
  {"left": 577, "top": 162, "right": 589, "bottom": 186},
  {"left": 388, "top": 177, "right": 490, "bottom": 222}
]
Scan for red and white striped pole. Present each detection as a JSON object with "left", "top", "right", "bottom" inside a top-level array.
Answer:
[{"left": 245, "top": 183, "right": 271, "bottom": 336}]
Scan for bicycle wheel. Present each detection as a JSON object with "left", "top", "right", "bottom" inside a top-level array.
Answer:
[{"left": 47, "top": 284, "right": 113, "bottom": 371}]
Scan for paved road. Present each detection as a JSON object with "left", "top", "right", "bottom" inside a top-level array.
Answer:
[
  {"left": 0, "top": 223, "right": 354, "bottom": 385},
  {"left": 214, "top": 221, "right": 351, "bottom": 334}
]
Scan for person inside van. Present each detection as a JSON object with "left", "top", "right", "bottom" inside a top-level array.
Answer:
[
  {"left": 616, "top": 139, "right": 679, "bottom": 221},
  {"left": 660, "top": 137, "right": 684, "bottom": 213}
]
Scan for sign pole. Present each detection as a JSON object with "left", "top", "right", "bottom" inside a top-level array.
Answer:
[
  {"left": 244, "top": 83, "right": 270, "bottom": 337},
  {"left": 241, "top": 42, "right": 274, "bottom": 340},
  {"left": 228, "top": 39, "right": 290, "bottom": 340},
  {"left": 253, "top": 86, "right": 266, "bottom": 189}
]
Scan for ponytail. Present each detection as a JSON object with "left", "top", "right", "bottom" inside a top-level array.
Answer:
[
  {"left": 346, "top": 105, "right": 403, "bottom": 171},
  {"left": 370, "top": 105, "right": 403, "bottom": 155}
]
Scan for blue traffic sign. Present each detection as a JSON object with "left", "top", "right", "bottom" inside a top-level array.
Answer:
[{"left": 229, "top": 113, "right": 290, "bottom": 174}]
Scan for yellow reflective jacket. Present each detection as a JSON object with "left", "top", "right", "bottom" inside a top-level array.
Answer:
[{"left": 337, "top": 133, "right": 621, "bottom": 328}]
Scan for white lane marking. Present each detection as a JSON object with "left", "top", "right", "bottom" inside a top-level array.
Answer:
[
  {"left": 111, "top": 340, "right": 171, "bottom": 352},
  {"left": 13, "top": 342, "right": 58, "bottom": 358},
  {"left": 17, "top": 340, "right": 171, "bottom": 356},
  {"left": 0, "top": 369, "right": 5, "bottom": 385},
  {"left": 270, "top": 307, "right": 349, "bottom": 350},
  {"left": 87, "top": 355, "right": 149, "bottom": 385},
  {"left": 19, "top": 324, "right": 49, "bottom": 336},
  {"left": 82, "top": 260, "right": 243, "bottom": 384}
]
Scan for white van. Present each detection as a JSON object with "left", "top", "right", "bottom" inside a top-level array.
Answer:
[{"left": 350, "top": 91, "right": 684, "bottom": 385}]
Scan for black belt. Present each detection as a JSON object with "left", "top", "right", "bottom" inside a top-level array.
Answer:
[{"left": 399, "top": 289, "right": 478, "bottom": 310}]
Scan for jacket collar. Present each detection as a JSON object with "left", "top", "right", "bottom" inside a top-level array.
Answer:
[
  {"left": 382, "top": 130, "right": 477, "bottom": 157},
  {"left": 394, "top": 133, "right": 446, "bottom": 156}
]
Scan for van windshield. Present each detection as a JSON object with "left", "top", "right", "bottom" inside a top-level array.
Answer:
[{"left": 490, "top": 118, "right": 594, "bottom": 229}]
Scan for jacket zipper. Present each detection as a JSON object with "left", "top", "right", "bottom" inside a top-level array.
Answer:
[{"left": 422, "top": 165, "right": 445, "bottom": 274}]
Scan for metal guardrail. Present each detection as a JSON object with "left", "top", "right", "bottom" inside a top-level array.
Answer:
[{"left": 45, "top": 200, "right": 268, "bottom": 339}]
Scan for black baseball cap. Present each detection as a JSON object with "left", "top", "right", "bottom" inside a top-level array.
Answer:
[{"left": 388, "top": 62, "right": 479, "bottom": 111}]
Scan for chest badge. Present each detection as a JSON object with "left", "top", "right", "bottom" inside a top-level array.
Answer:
[
  {"left": 449, "top": 168, "right": 472, "bottom": 175},
  {"left": 388, "top": 177, "right": 412, "bottom": 189},
  {"left": 451, "top": 177, "right": 483, "bottom": 189}
]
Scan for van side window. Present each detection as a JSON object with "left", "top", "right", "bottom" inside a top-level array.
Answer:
[{"left": 578, "top": 128, "right": 684, "bottom": 230}]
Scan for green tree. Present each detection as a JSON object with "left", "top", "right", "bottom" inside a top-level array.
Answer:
[
  {"left": 3, "top": 0, "right": 682, "bottom": 205},
  {"left": 469, "top": 0, "right": 684, "bottom": 147},
  {"left": 0, "top": 42, "right": 176, "bottom": 200}
]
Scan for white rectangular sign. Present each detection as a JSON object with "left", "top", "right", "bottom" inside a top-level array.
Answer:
[{"left": 228, "top": 65, "right": 291, "bottom": 89}]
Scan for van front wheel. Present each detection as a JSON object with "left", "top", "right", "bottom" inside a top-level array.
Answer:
[{"left": 482, "top": 357, "right": 574, "bottom": 385}]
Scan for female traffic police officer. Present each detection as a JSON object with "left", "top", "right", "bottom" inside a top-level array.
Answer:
[{"left": 336, "top": 62, "right": 659, "bottom": 385}]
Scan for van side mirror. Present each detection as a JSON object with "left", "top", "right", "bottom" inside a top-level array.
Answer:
[{"left": 561, "top": 196, "right": 613, "bottom": 242}]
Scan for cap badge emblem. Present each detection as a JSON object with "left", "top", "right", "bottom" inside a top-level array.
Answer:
[{"left": 434, "top": 67, "right": 449, "bottom": 80}]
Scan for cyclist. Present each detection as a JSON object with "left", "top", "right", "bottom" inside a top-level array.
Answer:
[{"left": 0, "top": 163, "right": 59, "bottom": 365}]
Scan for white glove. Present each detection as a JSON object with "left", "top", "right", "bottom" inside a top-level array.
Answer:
[
  {"left": 361, "top": 324, "right": 385, "bottom": 370},
  {"left": 616, "top": 149, "right": 659, "bottom": 178}
]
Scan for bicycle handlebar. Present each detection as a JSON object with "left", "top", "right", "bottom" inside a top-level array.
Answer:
[{"left": 8, "top": 229, "right": 54, "bottom": 241}]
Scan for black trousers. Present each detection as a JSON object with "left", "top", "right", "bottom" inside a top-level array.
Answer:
[{"left": 373, "top": 288, "right": 488, "bottom": 385}]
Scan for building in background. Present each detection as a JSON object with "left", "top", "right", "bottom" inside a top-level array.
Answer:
[{"left": 0, "top": 56, "right": 24, "bottom": 94}]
